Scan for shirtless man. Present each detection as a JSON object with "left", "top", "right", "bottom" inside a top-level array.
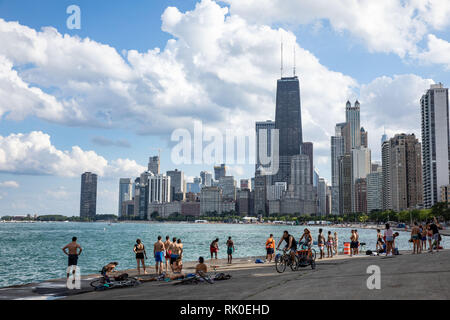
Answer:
[
  {"left": 195, "top": 257, "right": 208, "bottom": 275},
  {"left": 164, "top": 236, "right": 172, "bottom": 273},
  {"left": 153, "top": 236, "right": 165, "bottom": 275},
  {"left": 62, "top": 237, "right": 82, "bottom": 279},
  {"left": 171, "top": 239, "right": 183, "bottom": 272}
]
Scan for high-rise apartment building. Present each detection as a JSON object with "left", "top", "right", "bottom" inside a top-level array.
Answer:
[
  {"left": 301, "top": 142, "right": 314, "bottom": 185},
  {"left": 118, "top": 178, "right": 133, "bottom": 216},
  {"left": 219, "top": 176, "right": 237, "bottom": 201},
  {"left": 200, "top": 186, "right": 222, "bottom": 215},
  {"left": 367, "top": 169, "right": 383, "bottom": 213},
  {"left": 354, "top": 178, "right": 367, "bottom": 213},
  {"left": 382, "top": 140, "right": 391, "bottom": 211},
  {"left": 388, "top": 134, "right": 423, "bottom": 211},
  {"left": 421, "top": 83, "right": 450, "bottom": 208},
  {"left": 360, "top": 127, "right": 368, "bottom": 148},
  {"left": 339, "top": 154, "right": 352, "bottom": 214},
  {"left": 80, "top": 172, "right": 97, "bottom": 220}
]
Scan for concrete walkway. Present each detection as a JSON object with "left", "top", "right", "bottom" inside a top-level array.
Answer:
[
  {"left": 66, "top": 250, "right": 450, "bottom": 300},
  {"left": 2, "top": 250, "right": 449, "bottom": 300}
]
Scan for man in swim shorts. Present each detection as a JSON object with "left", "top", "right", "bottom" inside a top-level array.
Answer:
[
  {"left": 226, "top": 237, "right": 235, "bottom": 264},
  {"left": 62, "top": 237, "right": 82, "bottom": 281},
  {"left": 154, "top": 236, "right": 165, "bottom": 275},
  {"left": 164, "top": 236, "right": 172, "bottom": 273},
  {"left": 210, "top": 238, "right": 219, "bottom": 260}
]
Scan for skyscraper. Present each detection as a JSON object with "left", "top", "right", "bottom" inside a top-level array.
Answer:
[
  {"left": 255, "top": 120, "right": 276, "bottom": 171},
  {"left": 382, "top": 140, "right": 391, "bottom": 211},
  {"left": 200, "top": 171, "right": 212, "bottom": 187},
  {"left": 421, "top": 83, "right": 450, "bottom": 208},
  {"left": 346, "top": 100, "right": 361, "bottom": 149},
  {"left": 388, "top": 134, "right": 423, "bottom": 211},
  {"left": 301, "top": 142, "right": 314, "bottom": 185},
  {"left": 360, "top": 127, "right": 368, "bottom": 148},
  {"left": 214, "top": 164, "right": 227, "bottom": 181},
  {"left": 274, "top": 76, "right": 303, "bottom": 184},
  {"left": 80, "top": 172, "right": 97, "bottom": 220},
  {"left": 118, "top": 178, "right": 133, "bottom": 216},
  {"left": 367, "top": 168, "right": 383, "bottom": 213},
  {"left": 339, "top": 154, "right": 352, "bottom": 214},
  {"left": 148, "top": 156, "right": 160, "bottom": 175},
  {"left": 166, "top": 169, "right": 185, "bottom": 201}
]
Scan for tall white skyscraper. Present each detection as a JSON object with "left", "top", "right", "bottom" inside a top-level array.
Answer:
[
  {"left": 346, "top": 100, "right": 361, "bottom": 149},
  {"left": 149, "top": 174, "right": 171, "bottom": 203},
  {"left": 118, "top": 178, "right": 133, "bottom": 216},
  {"left": 421, "top": 83, "right": 450, "bottom": 208}
]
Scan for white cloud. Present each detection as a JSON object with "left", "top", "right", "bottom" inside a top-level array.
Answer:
[
  {"left": 415, "top": 34, "right": 450, "bottom": 69},
  {"left": 0, "top": 180, "right": 19, "bottom": 188},
  {"left": 224, "top": 0, "right": 450, "bottom": 61},
  {"left": 0, "top": 131, "right": 146, "bottom": 178}
]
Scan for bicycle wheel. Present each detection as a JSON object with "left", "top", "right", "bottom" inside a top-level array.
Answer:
[
  {"left": 275, "top": 254, "right": 287, "bottom": 273},
  {"left": 290, "top": 255, "right": 299, "bottom": 271},
  {"left": 123, "top": 277, "right": 140, "bottom": 287},
  {"left": 90, "top": 278, "right": 105, "bottom": 288},
  {"left": 310, "top": 249, "right": 317, "bottom": 261}
]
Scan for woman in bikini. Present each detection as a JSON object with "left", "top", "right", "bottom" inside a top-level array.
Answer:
[
  {"left": 133, "top": 239, "right": 147, "bottom": 275},
  {"left": 326, "top": 231, "right": 334, "bottom": 258}
]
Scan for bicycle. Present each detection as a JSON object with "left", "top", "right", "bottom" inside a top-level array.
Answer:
[
  {"left": 275, "top": 249, "right": 298, "bottom": 273},
  {"left": 90, "top": 272, "right": 140, "bottom": 291},
  {"left": 293, "top": 242, "right": 316, "bottom": 270}
]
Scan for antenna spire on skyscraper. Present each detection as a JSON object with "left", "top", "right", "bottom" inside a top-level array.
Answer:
[
  {"left": 280, "top": 38, "right": 284, "bottom": 78},
  {"left": 293, "top": 45, "right": 296, "bottom": 77}
]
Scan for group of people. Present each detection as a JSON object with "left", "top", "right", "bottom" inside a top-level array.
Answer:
[
  {"left": 410, "top": 217, "right": 442, "bottom": 254},
  {"left": 152, "top": 236, "right": 184, "bottom": 275}
]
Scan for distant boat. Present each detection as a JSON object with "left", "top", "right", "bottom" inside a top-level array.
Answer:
[{"left": 195, "top": 220, "right": 208, "bottom": 224}]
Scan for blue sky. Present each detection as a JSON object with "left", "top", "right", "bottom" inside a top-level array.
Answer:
[{"left": 0, "top": 0, "right": 449, "bottom": 215}]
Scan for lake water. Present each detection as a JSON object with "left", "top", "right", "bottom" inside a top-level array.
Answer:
[{"left": 0, "top": 222, "right": 447, "bottom": 288}]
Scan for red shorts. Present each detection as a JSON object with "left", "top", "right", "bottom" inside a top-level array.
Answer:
[{"left": 210, "top": 247, "right": 218, "bottom": 254}]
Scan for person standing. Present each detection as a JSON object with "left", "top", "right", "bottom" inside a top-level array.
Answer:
[
  {"left": 355, "top": 229, "right": 360, "bottom": 255},
  {"left": 164, "top": 236, "right": 172, "bottom": 273},
  {"left": 333, "top": 232, "right": 339, "bottom": 256},
  {"left": 210, "top": 238, "right": 219, "bottom": 260},
  {"left": 420, "top": 225, "right": 427, "bottom": 251},
  {"left": 62, "top": 237, "right": 82, "bottom": 280},
  {"left": 384, "top": 224, "right": 394, "bottom": 257},
  {"left": 429, "top": 217, "right": 442, "bottom": 253},
  {"left": 226, "top": 237, "right": 235, "bottom": 264},
  {"left": 350, "top": 230, "right": 358, "bottom": 257},
  {"left": 411, "top": 222, "right": 421, "bottom": 254},
  {"left": 265, "top": 234, "right": 275, "bottom": 263},
  {"left": 134, "top": 239, "right": 147, "bottom": 275},
  {"left": 326, "top": 231, "right": 334, "bottom": 258},
  {"left": 376, "top": 229, "right": 384, "bottom": 252},
  {"left": 318, "top": 229, "right": 325, "bottom": 259},
  {"left": 153, "top": 236, "right": 165, "bottom": 275}
]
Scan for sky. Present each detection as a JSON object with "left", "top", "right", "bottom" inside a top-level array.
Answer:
[{"left": 0, "top": 0, "right": 449, "bottom": 216}]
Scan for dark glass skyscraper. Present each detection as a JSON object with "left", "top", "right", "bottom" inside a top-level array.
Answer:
[
  {"left": 274, "top": 76, "right": 303, "bottom": 184},
  {"left": 80, "top": 172, "right": 97, "bottom": 220}
]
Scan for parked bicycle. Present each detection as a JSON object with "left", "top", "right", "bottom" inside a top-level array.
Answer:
[{"left": 90, "top": 272, "right": 140, "bottom": 291}]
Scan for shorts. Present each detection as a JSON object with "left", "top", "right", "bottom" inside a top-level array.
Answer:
[
  {"left": 266, "top": 247, "right": 274, "bottom": 255},
  {"left": 386, "top": 237, "right": 393, "bottom": 242},
  {"left": 170, "top": 254, "right": 179, "bottom": 264},
  {"left": 68, "top": 254, "right": 78, "bottom": 266},
  {"left": 421, "top": 237, "right": 427, "bottom": 241},
  {"left": 155, "top": 251, "right": 164, "bottom": 263},
  {"left": 350, "top": 241, "right": 358, "bottom": 248},
  {"left": 227, "top": 248, "right": 233, "bottom": 255},
  {"left": 427, "top": 236, "right": 432, "bottom": 241},
  {"left": 433, "top": 234, "right": 440, "bottom": 241},
  {"left": 412, "top": 235, "right": 419, "bottom": 240},
  {"left": 285, "top": 246, "right": 297, "bottom": 253},
  {"left": 136, "top": 252, "right": 144, "bottom": 260},
  {"left": 210, "top": 247, "right": 218, "bottom": 254}
]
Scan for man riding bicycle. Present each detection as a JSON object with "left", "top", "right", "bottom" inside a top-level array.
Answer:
[{"left": 276, "top": 231, "right": 298, "bottom": 263}]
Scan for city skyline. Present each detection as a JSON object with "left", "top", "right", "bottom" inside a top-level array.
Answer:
[{"left": 1, "top": 0, "right": 450, "bottom": 215}]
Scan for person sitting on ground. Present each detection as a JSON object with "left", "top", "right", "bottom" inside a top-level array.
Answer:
[
  {"left": 195, "top": 256, "right": 208, "bottom": 276},
  {"left": 101, "top": 262, "right": 128, "bottom": 282},
  {"left": 173, "top": 257, "right": 183, "bottom": 273}
]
